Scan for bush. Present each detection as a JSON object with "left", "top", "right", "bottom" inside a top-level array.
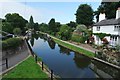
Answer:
[
  {"left": 71, "top": 33, "right": 86, "bottom": 43},
  {"left": 2, "top": 38, "right": 23, "bottom": 50},
  {"left": 116, "top": 45, "right": 120, "bottom": 52},
  {"left": 58, "top": 25, "right": 72, "bottom": 40},
  {"left": 13, "top": 28, "right": 21, "bottom": 36}
]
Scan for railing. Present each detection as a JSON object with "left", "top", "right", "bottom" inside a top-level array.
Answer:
[
  {"left": 25, "top": 38, "right": 60, "bottom": 80},
  {"left": 0, "top": 58, "right": 8, "bottom": 69},
  {"left": 34, "top": 54, "right": 60, "bottom": 80}
]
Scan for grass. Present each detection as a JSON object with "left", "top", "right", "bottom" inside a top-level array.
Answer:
[
  {"left": 39, "top": 31, "right": 95, "bottom": 58},
  {"left": 2, "top": 56, "right": 48, "bottom": 79},
  {"left": 52, "top": 36, "right": 95, "bottom": 58}
]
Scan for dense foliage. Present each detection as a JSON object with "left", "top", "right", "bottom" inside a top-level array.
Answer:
[
  {"left": 57, "top": 25, "right": 72, "bottom": 40},
  {"left": 2, "top": 38, "right": 23, "bottom": 50},
  {"left": 39, "top": 23, "right": 49, "bottom": 33},
  {"left": 71, "top": 33, "right": 85, "bottom": 43},
  {"left": 13, "top": 28, "right": 22, "bottom": 36},
  {"left": 75, "top": 4, "right": 94, "bottom": 27},
  {"left": 95, "top": 2, "right": 120, "bottom": 22},
  {"left": 48, "top": 18, "right": 57, "bottom": 35},
  {"left": 4, "top": 13, "right": 28, "bottom": 34},
  {"left": 93, "top": 33, "right": 111, "bottom": 40}
]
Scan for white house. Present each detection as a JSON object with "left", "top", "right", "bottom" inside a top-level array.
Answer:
[{"left": 93, "top": 7, "right": 120, "bottom": 46}]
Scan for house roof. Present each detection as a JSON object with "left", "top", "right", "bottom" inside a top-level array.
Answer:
[{"left": 94, "top": 18, "right": 120, "bottom": 26}]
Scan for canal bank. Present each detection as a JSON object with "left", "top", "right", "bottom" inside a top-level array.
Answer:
[
  {"left": 39, "top": 32, "right": 120, "bottom": 70},
  {"left": 28, "top": 33, "right": 120, "bottom": 78}
]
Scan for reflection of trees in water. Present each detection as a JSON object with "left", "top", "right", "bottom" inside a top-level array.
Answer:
[
  {"left": 39, "top": 33, "right": 44, "bottom": 39},
  {"left": 58, "top": 45, "right": 71, "bottom": 55},
  {"left": 34, "top": 33, "right": 39, "bottom": 40},
  {"left": 73, "top": 52, "right": 91, "bottom": 69},
  {"left": 30, "top": 33, "right": 39, "bottom": 47},
  {"left": 30, "top": 38, "right": 34, "bottom": 47},
  {"left": 92, "top": 60, "right": 120, "bottom": 78},
  {"left": 47, "top": 39, "right": 56, "bottom": 49}
]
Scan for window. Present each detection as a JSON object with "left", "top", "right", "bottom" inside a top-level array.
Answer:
[
  {"left": 114, "top": 25, "right": 119, "bottom": 31},
  {"left": 114, "top": 26, "right": 117, "bottom": 31},
  {"left": 115, "top": 36, "right": 117, "bottom": 41},
  {"left": 97, "top": 26, "right": 100, "bottom": 31}
]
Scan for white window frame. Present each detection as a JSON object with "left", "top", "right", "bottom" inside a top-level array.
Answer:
[
  {"left": 96, "top": 26, "right": 100, "bottom": 31},
  {"left": 114, "top": 25, "right": 119, "bottom": 31}
]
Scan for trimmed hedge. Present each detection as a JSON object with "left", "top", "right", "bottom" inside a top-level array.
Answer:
[{"left": 2, "top": 38, "right": 23, "bottom": 50}]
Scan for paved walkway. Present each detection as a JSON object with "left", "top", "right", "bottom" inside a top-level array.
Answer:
[
  {"left": 1, "top": 40, "right": 29, "bottom": 73},
  {"left": 68, "top": 41, "right": 99, "bottom": 53}
]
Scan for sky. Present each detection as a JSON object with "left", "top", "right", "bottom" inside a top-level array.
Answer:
[{"left": 0, "top": 0, "right": 102, "bottom": 24}]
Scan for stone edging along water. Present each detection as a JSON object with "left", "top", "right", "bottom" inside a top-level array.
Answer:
[
  {"left": 1, "top": 39, "right": 31, "bottom": 76},
  {"left": 39, "top": 32, "right": 120, "bottom": 70}
]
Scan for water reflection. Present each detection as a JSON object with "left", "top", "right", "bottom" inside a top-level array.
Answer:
[
  {"left": 73, "top": 52, "right": 91, "bottom": 69},
  {"left": 30, "top": 38, "right": 34, "bottom": 47},
  {"left": 28, "top": 33, "right": 120, "bottom": 78},
  {"left": 92, "top": 60, "right": 120, "bottom": 78},
  {"left": 47, "top": 39, "right": 56, "bottom": 49},
  {"left": 58, "top": 45, "right": 71, "bottom": 55}
]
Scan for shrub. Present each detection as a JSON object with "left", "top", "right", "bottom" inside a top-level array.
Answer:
[
  {"left": 58, "top": 25, "right": 72, "bottom": 40},
  {"left": 2, "top": 38, "right": 23, "bottom": 50},
  {"left": 116, "top": 45, "right": 120, "bottom": 52},
  {"left": 71, "top": 33, "right": 86, "bottom": 43},
  {"left": 13, "top": 28, "right": 21, "bottom": 36}
]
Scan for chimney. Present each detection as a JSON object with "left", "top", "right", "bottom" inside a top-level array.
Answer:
[
  {"left": 99, "top": 13, "right": 106, "bottom": 22},
  {"left": 116, "top": 7, "right": 120, "bottom": 19}
]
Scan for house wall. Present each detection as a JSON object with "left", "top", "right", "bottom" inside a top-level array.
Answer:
[
  {"left": 93, "top": 25, "right": 119, "bottom": 46},
  {"left": 93, "top": 25, "right": 119, "bottom": 35},
  {"left": 118, "top": 36, "right": 120, "bottom": 46}
]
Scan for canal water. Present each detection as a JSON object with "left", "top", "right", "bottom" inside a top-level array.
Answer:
[{"left": 28, "top": 33, "right": 120, "bottom": 78}]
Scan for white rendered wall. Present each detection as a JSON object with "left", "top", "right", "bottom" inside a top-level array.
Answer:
[
  {"left": 93, "top": 25, "right": 119, "bottom": 46},
  {"left": 93, "top": 25, "right": 119, "bottom": 35},
  {"left": 99, "top": 13, "right": 106, "bottom": 22}
]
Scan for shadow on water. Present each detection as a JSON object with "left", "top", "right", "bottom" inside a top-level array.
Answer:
[
  {"left": 73, "top": 52, "right": 91, "bottom": 69},
  {"left": 28, "top": 33, "right": 120, "bottom": 78}
]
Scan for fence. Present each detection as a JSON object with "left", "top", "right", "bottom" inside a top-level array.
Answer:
[
  {"left": 25, "top": 38, "right": 60, "bottom": 80},
  {"left": 34, "top": 54, "right": 60, "bottom": 80},
  {"left": 0, "top": 58, "right": 8, "bottom": 69}
]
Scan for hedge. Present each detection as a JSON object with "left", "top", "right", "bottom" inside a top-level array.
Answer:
[{"left": 2, "top": 38, "right": 23, "bottom": 50}]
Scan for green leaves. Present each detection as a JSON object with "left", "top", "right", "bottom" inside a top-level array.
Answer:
[
  {"left": 2, "top": 38, "right": 23, "bottom": 50},
  {"left": 75, "top": 4, "right": 94, "bottom": 27},
  {"left": 58, "top": 25, "right": 72, "bottom": 40},
  {"left": 93, "top": 33, "right": 111, "bottom": 40},
  {"left": 13, "top": 28, "right": 22, "bottom": 36}
]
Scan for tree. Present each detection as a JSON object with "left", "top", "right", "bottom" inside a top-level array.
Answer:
[
  {"left": 13, "top": 28, "right": 21, "bottom": 36},
  {"left": 67, "top": 21, "right": 77, "bottom": 28},
  {"left": 48, "top": 18, "right": 56, "bottom": 33},
  {"left": 55, "top": 22, "right": 61, "bottom": 32},
  {"left": 39, "top": 23, "right": 49, "bottom": 33},
  {"left": 75, "top": 25, "right": 87, "bottom": 33},
  {"left": 75, "top": 4, "right": 94, "bottom": 27},
  {"left": 34, "top": 22, "right": 39, "bottom": 31},
  {"left": 29, "top": 16, "right": 34, "bottom": 29},
  {"left": 95, "top": 2, "right": 120, "bottom": 21},
  {"left": 2, "top": 22, "right": 13, "bottom": 33},
  {"left": 5, "top": 13, "right": 28, "bottom": 33},
  {"left": 58, "top": 25, "right": 72, "bottom": 40}
]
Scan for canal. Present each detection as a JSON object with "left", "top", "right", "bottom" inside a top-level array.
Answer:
[{"left": 28, "top": 33, "right": 120, "bottom": 78}]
